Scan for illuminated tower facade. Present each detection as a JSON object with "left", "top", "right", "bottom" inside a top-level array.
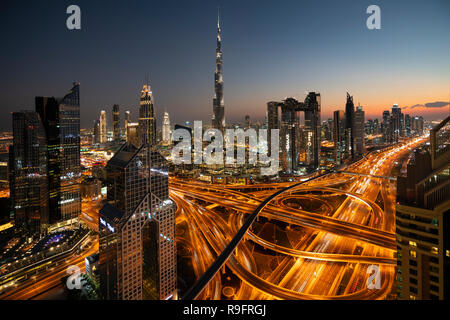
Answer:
[
  {"left": 113, "top": 104, "right": 120, "bottom": 143},
  {"left": 124, "top": 111, "right": 131, "bottom": 138},
  {"left": 35, "top": 83, "right": 81, "bottom": 226},
  {"left": 10, "top": 111, "right": 49, "bottom": 234},
  {"left": 100, "top": 110, "right": 107, "bottom": 144},
  {"left": 162, "top": 112, "right": 171, "bottom": 145},
  {"left": 212, "top": 11, "right": 225, "bottom": 133},
  {"left": 99, "top": 143, "right": 176, "bottom": 300},
  {"left": 139, "top": 84, "right": 156, "bottom": 146},
  {"left": 344, "top": 92, "right": 355, "bottom": 159}
]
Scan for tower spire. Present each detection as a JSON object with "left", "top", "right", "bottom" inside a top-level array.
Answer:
[{"left": 212, "top": 8, "right": 225, "bottom": 132}]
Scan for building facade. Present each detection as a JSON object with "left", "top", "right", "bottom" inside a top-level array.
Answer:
[
  {"left": 162, "top": 112, "right": 171, "bottom": 145},
  {"left": 396, "top": 116, "right": 450, "bottom": 300},
  {"left": 100, "top": 110, "right": 107, "bottom": 144},
  {"left": 139, "top": 84, "right": 156, "bottom": 146},
  {"left": 212, "top": 11, "right": 225, "bottom": 133},
  {"left": 113, "top": 104, "right": 120, "bottom": 143},
  {"left": 99, "top": 143, "right": 176, "bottom": 300},
  {"left": 10, "top": 111, "right": 49, "bottom": 234},
  {"left": 35, "top": 83, "right": 81, "bottom": 226}
]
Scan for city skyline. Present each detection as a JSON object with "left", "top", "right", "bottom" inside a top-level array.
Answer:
[{"left": 1, "top": 0, "right": 449, "bottom": 131}]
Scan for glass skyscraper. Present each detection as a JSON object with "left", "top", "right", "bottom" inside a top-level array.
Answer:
[
  {"left": 35, "top": 83, "right": 81, "bottom": 226},
  {"left": 99, "top": 143, "right": 176, "bottom": 300},
  {"left": 10, "top": 111, "right": 49, "bottom": 234}
]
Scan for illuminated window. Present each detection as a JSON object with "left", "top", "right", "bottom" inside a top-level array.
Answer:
[
  {"left": 409, "top": 241, "right": 417, "bottom": 247},
  {"left": 410, "top": 250, "right": 417, "bottom": 258},
  {"left": 431, "top": 247, "right": 438, "bottom": 254},
  {"left": 446, "top": 250, "right": 450, "bottom": 257}
]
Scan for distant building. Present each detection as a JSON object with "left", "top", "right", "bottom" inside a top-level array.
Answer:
[
  {"left": 124, "top": 111, "right": 131, "bottom": 138},
  {"left": 382, "top": 110, "right": 391, "bottom": 142},
  {"left": 344, "top": 92, "right": 354, "bottom": 159},
  {"left": 10, "top": 111, "right": 49, "bottom": 234},
  {"left": 333, "top": 110, "right": 346, "bottom": 166},
  {"left": 405, "top": 114, "right": 411, "bottom": 137},
  {"left": 353, "top": 105, "right": 365, "bottom": 158},
  {"left": 93, "top": 119, "right": 100, "bottom": 145},
  {"left": 396, "top": 116, "right": 450, "bottom": 300},
  {"left": 99, "top": 143, "right": 176, "bottom": 300},
  {"left": 138, "top": 84, "right": 156, "bottom": 146},
  {"left": 412, "top": 116, "right": 424, "bottom": 136},
  {"left": 113, "top": 104, "right": 120, "bottom": 143},
  {"left": 244, "top": 115, "right": 251, "bottom": 129},
  {"left": 266, "top": 93, "right": 321, "bottom": 173},
  {"left": 162, "top": 112, "right": 171, "bottom": 145},
  {"left": 212, "top": 11, "right": 225, "bottom": 133},
  {"left": 391, "top": 104, "right": 403, "bottom": 141},
  {"left": 100, "top": 110, "right": 107, "bottom": 144},
  {"left": 126, "top": 122, "right": 139, "bottom": 147}
]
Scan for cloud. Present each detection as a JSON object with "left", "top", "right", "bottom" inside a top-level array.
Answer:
[{"left": 409, "top": 101, "right": 449, "bottom": 109}]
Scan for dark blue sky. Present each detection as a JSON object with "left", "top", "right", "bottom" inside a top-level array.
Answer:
[{"left": 1, "top": 0, "right": 449, "bottom": 130}]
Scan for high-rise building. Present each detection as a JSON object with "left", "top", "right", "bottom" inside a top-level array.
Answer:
[
  {"left": 139, "top": 84, "right": 156, "bottom": 146},
  {"left": 353, "top": 105, "right": 365, "bottom": 158},
  {"left": 382, "top": 110, "right": 392, "bottom": 143},
  {"left": 162, "top": 112, "right": 171, "bottom": 145},
  {"left": 303, "top": 92, "right": 321, "bottom": 169},
  {"left": 113, "top": 104, "right": 120, "bottom": 143},
  {"left": 10, "top": 111, "right": 49, "bottom": 234},
  {"left": 35, "top": 83, "right": 81, "bottom": 225},
  {"left": 212, "top": 11, "right": 225, "bottom": 133},
  {"left": 124, "top": 111, "right": 131, "bottom": 138},
  {"left": 333, "top": 110, "right": 346, "bottom": 166},
  {"left": 396, "top": 116, "right": 450, "bottom": 300},
  {"left": 93, "top": 119, "right": 100, "bottom": 145},
  {"left": 266, "top": 93, "right": 321, "bottom": 173},
  {"left": 412, "top": 116, "right": 424, "bottom": 136},
  {"left": 391, "top": 104, "right": 403, "bottom": 142},
  {"left": 99, "top": 143, "right": 176, "bottom": 300},
  {"left": 244, "top": 115, "right": 251, "bottom": 129},
  {"left": 405, "top": 114, "right": 411, "bottom": 137},
  {"left": 126, "top": 122, "right": 139, "bottom": 147},
  {"left": 100, "top": 110, "right": 107, "bottom": 144},
  {"left": 344, "top": 92, "right": 355, "bottom": 159}
]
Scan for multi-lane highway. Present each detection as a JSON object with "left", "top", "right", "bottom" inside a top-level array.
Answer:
[{"left": 172, "top": 137, "right": 426, "bottom": 300}]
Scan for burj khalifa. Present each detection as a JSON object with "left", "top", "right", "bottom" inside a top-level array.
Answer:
[{"left": 212, "top": 10, "right": 225, "bottom": 133}]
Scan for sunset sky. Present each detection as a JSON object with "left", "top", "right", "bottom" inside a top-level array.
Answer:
[{"left": 0, "top": 0, "right": 449, "bottom": 130}]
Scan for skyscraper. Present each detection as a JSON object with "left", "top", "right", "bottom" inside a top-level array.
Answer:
[
  {"left": 100, "top": 110, "right": 107, "bottom": 144},
  {"left": 266, "top": 93, "right": 321, "bottom": 173},
  {"left": 395, "top": 116, "right": 450, "bottom": 300},
  {"left": 124, "top": 111, "right": 131, "bottom": 138},
  {"left": 344, "top": 92, "right": 355, "bottom": 159},
  {"left": 139, "top": 84, "right": 156, "bottom": 146},
  {"left": 382, "top": 110, "right": 392, "bottom": 142},
  {"left": 405, "top": 114, "right": 411, "bottom": 137},
  {"left": 113, "top": 104, "right": 120, "bottom": 143},
  {"left": 162, "top": 112, "right": 171, "bottom": 145},
  {"left": 353, "top": 105, "right": 365, "bottom": 158},
  {"left": 10, "top": 111, "right": 49, "bottom": 234},
  {"left": 36, "top": 83, "right": 81, "bottom": 225},
  {"left": 99, "top": 143, "right": 176, "bottom": 300},
  {"left": 212, "top": 10, "right": 225, "bottom": 133},
  {"left": 126, "top": 122, "right": 139, "bottom": 147},
  {"left": 392, "top": 104, "right": 403, "bottom": 142},
  {"left": 245, "top": 115, "right": 251, "bottom": 129},
  {"left": 333, "top": 110, "right": 345, "bottom": 166},
  {"left": 93, "top": 119, "right": 100, "bottom": 145}
]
